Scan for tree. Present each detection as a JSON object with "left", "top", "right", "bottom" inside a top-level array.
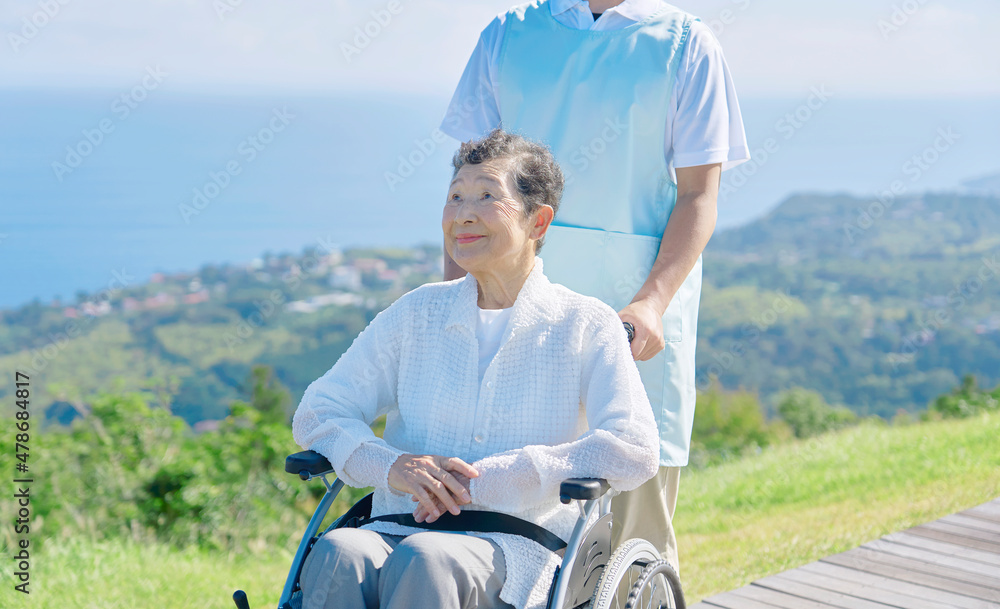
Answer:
[
  {"left": 776, "top": 387, "right": 856, "bottom": 438},
  {"left": 237, "top": 364, "right": 293, "bottom": 425},
  {"left": 928, "top": 374, "right": 1000, "bottom": 418},
  {"left": 690, "top": 376, "right": 786, "bottom": 466}
]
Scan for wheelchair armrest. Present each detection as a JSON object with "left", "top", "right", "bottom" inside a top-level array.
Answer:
[
  {"left": 559, "top": 478, "right": 610, "bottom": 504},
  {"left": 285, "top": 450, "right": 334, "bottom": 480}
]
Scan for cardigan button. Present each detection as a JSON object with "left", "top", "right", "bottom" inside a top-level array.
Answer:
[
  {"left": 474, "top": 434, "right": 485, "bottom": 443},
  {"left": 486, "top": 381, "right": 493, "bottom": 389}
]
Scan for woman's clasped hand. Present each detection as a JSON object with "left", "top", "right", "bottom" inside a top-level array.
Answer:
[{"left": 387, "top": 454, "right": 479, "bottom": 522}]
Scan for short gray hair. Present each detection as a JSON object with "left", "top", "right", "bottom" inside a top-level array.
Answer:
[{"left": 451, "top": 128, "right": 563, "bottom": 253}]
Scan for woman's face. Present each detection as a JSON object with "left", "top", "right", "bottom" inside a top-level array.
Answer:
[{"left": 443, "top": 159, "right": 543, "bottom": 276}]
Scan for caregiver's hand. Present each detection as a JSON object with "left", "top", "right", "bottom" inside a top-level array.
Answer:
[
  {"left": 619, "top": 299, "right": 665, "bottom": 361},
  {"left": 389, "top": 454, "right": 479, "bottom": 523}
]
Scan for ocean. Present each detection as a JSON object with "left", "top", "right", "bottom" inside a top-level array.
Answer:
[{"left": 1, "top": 87, "right": 997, "bottom": 309}]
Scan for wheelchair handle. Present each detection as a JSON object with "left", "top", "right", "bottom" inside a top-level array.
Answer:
[
  {"left": 233, "top": 590, "right": 250, "bottom": 609},
  {"left": 623, "top": 322, "right": 635, "bottom": 343}
]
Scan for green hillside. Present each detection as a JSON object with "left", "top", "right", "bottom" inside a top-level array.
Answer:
[
  {"left": 710, "top": 192, "right": 1000, "bottom": 260},
  {"left": 700, "top": 192, "right": 1000, "bottom": 417}
]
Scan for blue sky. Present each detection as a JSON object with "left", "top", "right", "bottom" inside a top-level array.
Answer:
[{"left": 2, "top": 0, "right": 998, "bottom": 99}]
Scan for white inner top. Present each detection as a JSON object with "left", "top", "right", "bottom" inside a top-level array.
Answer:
[{"left": 477, "top": 306, "right": 513, "bottom": 385}]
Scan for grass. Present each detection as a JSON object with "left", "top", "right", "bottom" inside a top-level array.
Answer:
[
  {"left": 0, "top": 536, "right": 292, "bottom": 609},
  {"left": 1, "top": 412, "right": 998, "bottom": 608},
  {"left": 675, "top": 411, "right": 1000, "bottom": 602}
]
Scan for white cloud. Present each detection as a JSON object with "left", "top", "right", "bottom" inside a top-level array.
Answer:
[{"left": 708, "top": 1, "right": 1000, "bottom": 98}]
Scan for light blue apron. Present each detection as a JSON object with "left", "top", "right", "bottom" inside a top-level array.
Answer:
[{"left": 496, "top": 0, "right": 701, "bottom": 466}]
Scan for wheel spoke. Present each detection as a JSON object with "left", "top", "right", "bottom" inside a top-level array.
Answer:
[{"left": 645, "top": 579, "right": 660, "bottom": 609}]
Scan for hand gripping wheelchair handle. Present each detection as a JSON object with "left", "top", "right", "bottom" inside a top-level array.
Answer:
[{"left": 559, "top": 478, "right": 610, "bottom": 504}]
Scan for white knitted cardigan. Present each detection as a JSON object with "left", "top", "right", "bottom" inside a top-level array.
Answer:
[{"left": 292, "top": 257, "right": 659, "bottom": 609}]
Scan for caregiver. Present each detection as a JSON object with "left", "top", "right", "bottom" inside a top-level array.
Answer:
[{"left": 439, "top": 0, "right": 751, "bottom": 572}]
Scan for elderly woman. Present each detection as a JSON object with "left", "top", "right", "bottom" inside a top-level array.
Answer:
[{"left": 292, "top": 128, "right": 659, "bottom": 609}]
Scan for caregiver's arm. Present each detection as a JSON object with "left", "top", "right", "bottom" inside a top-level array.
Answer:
[
  {"left": 618, "top": 162, "right": 720, "bottom": 361},
  {"left": 462, "top": 310, "right": 660, "bottom": 514}
]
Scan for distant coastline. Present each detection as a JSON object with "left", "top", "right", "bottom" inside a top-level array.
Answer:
[{"left": 2, "top": 90, "right": 998, "bottom": 309}]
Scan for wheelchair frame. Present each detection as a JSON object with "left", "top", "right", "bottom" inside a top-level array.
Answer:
[{"left": 233, "top": 450, "right": 685, "bottom": 609}]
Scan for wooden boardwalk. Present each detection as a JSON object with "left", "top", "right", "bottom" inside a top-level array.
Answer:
[{"left": 691, "top": 498, "right": 1000, "bottom": 609}]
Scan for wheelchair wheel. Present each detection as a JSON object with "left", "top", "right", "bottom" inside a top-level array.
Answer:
[
  {"left": 624, "top": 560, "right": 684, "bottom": 609},
  {"left": 589, "top": 538, "right": 663, "bottom": 609}
]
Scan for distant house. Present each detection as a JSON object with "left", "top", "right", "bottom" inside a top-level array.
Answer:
[
  {"left": 143, "top": 292, "right": 177, "bottom": 309},
  {"left": 79, "top": 300, "right": 112, "bottom": 316},
  {"left": 329, "top": 266, "right": 362, "bottom": 291},
  {"left": 353, "top": 258, "right": 388, "bottom": 273},
  {"left": 182, "top": 289, "right": 210, "bottom": 305},
  {"left": 122, "top": 297, "right": 142, "bottom": 312},
  {"left": 285, "top": 292, "right": 364, "bottom": 314},
  {"left": 378, "top": 268, "right": 400, "bottom": 282}
]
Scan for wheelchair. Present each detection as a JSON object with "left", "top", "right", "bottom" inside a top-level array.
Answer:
[{"left": 233, "top": 450, "right": 686, "bottom": 609}]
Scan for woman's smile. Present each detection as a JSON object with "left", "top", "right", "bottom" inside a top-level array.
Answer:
[{"left": 455, "top": 233, "right": 485, "bottom": 244}]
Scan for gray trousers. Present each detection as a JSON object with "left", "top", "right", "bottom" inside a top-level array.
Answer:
[{"left": 299, "top": 527, "right": 515, "bottom": 609}]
